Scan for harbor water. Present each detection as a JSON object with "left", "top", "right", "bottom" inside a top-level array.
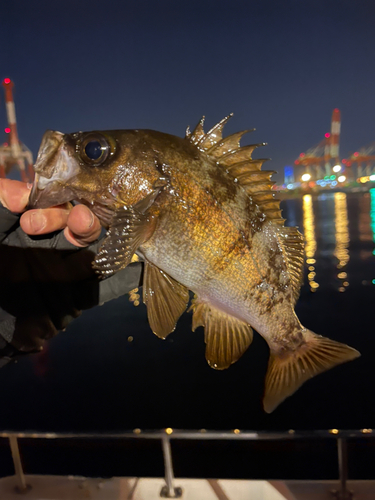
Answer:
[{"left": 0, "top": 191, "right": 374, "bottom": 434}]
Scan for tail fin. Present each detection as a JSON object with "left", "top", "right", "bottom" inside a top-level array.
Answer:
[{"left": 263, "top": 331, "right": 360, "bottom": 413}]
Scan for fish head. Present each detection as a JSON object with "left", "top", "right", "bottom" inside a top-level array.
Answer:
[{"left": 28, "top": 129, "right": 163, "bottom": 216}]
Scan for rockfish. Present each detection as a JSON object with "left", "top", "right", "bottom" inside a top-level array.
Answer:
[{"left": 28, "top": 116, "right": 360, "bottom": 412}]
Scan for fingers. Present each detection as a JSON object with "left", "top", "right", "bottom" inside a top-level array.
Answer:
[
  {"left": 20, "top": 207, "right": 71, "bottom": 234},
  {"left": 63, "top": 204, "right": 102, "bottom": 247},
  {"left": 0, "top": 179, "right": 32, "bottom": 213},
  {"left": 20, "top": 204, "right": 101, "bottom": 247}
]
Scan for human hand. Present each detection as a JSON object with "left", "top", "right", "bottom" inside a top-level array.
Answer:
[
  {"left": 0, "top": 178, "right": 101, "bottom": 246},
  {"left": 0, "top": 178, "right": 142, "bottom": 362}
]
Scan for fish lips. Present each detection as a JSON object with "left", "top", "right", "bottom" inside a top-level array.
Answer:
[{"left": 27, "top": 176, "right": 76, "bottom": 209}]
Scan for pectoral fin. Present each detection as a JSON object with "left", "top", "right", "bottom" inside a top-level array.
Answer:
[
  {"left": 191, "top": 299, "right": 253, "bottom": 369},
  {"left": 143, "top": 262, "right": 190, "bottom": 339},
  {"left": 93, "top": 206, "right": 154, "bottom": 277}
]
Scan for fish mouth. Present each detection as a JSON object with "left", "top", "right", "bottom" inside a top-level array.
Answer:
[
  {"left": 27, "top": 174, "right": 76, "bottom": 209},
  {"left": 27, "top": 129, "right": 81, "bottom": 209}
]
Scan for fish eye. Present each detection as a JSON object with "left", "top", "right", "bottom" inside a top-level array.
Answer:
[
  {"left": 79, "top": 134, "right": 111, "bottom": 165},
  {"left": 85, "top": 140, "right": 102, "bottom": 160}
]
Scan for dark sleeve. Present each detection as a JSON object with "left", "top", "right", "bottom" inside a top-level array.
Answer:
[
  {"left": 0, "top": 205, "right": 21, "bottom": 243},
  {"left": 0, "top": 204, "right": 143, "bottom": 366}
]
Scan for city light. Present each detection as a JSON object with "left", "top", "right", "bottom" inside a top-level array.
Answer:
[
  {"left": 333, "top": 165, "right": 341, "bottom": 173},
  {"left": 301, "top": 173, "right": 311, "bottom": 182},
  {"left": 358, "top": 176, "right": 370, "bottom": 183},
  {"left": 3, "top": 78, "right": 10, "bottom": 85},
  {"left": 4, "top": 128, "right": 10, "bottom": 134},
  {"left": 370, "top": 175, "right": 375, "bottom": 181},
  {"left": 338, "top": 175, "right": 346, "bottom": 183}
]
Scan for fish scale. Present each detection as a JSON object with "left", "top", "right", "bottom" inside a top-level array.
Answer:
[{"left": 28, "top": 115, "right": 360, "bottom": 412}]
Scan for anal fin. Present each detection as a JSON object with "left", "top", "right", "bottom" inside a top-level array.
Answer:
[
  {"left": 264, "top": 330, "right": 360, "bottom": 413},
  {"left": 143, "top": 262, "right": 189, "bottom": 339},
  {"left": 191, "top": 299, "right": 253, "bottom": 370}
]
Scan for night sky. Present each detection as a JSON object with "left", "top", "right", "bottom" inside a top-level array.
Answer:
[
  {"left": 2, "top": 0, "right": 375, "bottom": 182},
  {"left": 1, "top": 1, "right": 375, "bottom": 449}
]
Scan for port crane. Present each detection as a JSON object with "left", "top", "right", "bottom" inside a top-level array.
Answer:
[
  {"left": 0, "top": 78, "right": 33, "bottom": 182},
  {"left": 344, "top": 142, "right": 375, "bottom": 179},
  {"left": 293, "top": 109, "right": 341, "bottom": 182}
]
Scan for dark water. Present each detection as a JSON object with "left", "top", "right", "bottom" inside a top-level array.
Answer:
[{"left": 0, "top": 191, "right": 374, "bottom": 435}]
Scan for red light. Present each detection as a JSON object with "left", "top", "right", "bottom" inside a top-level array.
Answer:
[
  {"left": 300, "top": 153, "right": 305, "bottom": 157},
  {"left": 354, "top": 152, "right": 359, "bottom": 157},
  {"left": 294, "top": 160, "right": 299, "bottom": 165},
  {"left": 342, "top": 159, "right": 347, "bottom": 164},
  {"left": 3, "top": 142, "right": 8, "bottom": 147},
  {"left": 325, "top": 133, "right": 330, "bottom": 138},
  {"left": 334, "top": 108, "right": 339, "bottom": 112},
  {"left": 4, "top": 128, "right": 10, "bottom": 134},
  {"left": 3, "top": 78, "right": 10, "bottom": 85}
]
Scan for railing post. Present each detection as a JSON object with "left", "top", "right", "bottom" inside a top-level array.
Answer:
[
  {"left": 160, "top": 434, "right": 182, "bottom": 498},
  {"left": 8, "top": 435, "right": 30, "bottom": 493},
  {"left": 331, "top": 437, "right": 352, "bottom": 500}
]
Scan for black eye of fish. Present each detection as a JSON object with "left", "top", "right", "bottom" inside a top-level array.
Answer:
[
  {"left": 85, "top": 140, "right": 103, "bottom": 160},
  {"left": 80, "top": 134, "right": 111, "bottom": 165}
]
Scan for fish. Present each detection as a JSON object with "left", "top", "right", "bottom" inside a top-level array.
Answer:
[{"left": 28, "top": 116, "right": 360, "bottom": 412}]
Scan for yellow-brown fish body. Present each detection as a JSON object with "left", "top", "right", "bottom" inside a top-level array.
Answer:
[
  {"left": 141, "top": 138, "right": 294, "bottom": 330},
  {"left": 28, "top": 117, "right": 360, "bottom": 412}
]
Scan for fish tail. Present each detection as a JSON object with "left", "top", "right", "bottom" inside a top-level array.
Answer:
[{"left": 263, "top": 330, "right": 360, "bottom": 413}]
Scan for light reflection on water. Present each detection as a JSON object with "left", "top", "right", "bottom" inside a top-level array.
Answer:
[
  {"left": 297, "top": 191, "right": 375, "bottom": 292},
  {"left": 333, "top": 192, "right": 350, "bottom": 292},
  {"left": 302, "top": 194, "right": 318, "bottom": 292},
  {"left": 370, "top": 188, "right": 375, "bottom": 251}
]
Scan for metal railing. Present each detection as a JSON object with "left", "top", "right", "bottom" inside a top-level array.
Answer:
[{"left": 0, "top": 428, "right": 373, "bottom": 499}]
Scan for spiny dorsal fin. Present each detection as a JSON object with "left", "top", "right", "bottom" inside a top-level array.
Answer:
[
  {"left": 187, "top": 116, "right": 206, "bottom": 145},
  {"left": 186, "top": 114, "right": 234, "bottom": 150},
  {"left": 196, "top": 114, "right": 233, "bottom": 151},
  {"left": 219, "top": 144, "right": 267, "bottom": 166},
  {"left": 208, "top": 130, "right": 255, "bottom": 158},
  {"left": 190, "top": 298, "right": 253, "bottom": 369},
  {"left": 186, "top": 115, "right": 284, "bottom": 224},
  {"left": 276, "top": 226, "right": 305, "bottom": 303}
]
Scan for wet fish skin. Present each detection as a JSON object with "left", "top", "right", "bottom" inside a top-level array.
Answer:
[{"left": 28, "top": 118, "right": 360, "bottom": 412}]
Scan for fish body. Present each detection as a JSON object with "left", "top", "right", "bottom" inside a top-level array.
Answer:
[{"left": 29, "top": 117, "right": 360, "bottom": 412}]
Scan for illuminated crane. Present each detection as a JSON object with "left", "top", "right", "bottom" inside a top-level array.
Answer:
[
  {"left": 293, "top": 109, "right": 341, "bottom": 182},
  {"left": 344, "top": 142, "right": 375, "bottom": 178},
  {"left": 0, "top": 78, "right": 33, "bottom": 182}
]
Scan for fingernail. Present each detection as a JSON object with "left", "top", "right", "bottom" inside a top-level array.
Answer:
[
  {"left": 85, "top": 207, "right": 94, "bottom": 229},
  {"left": 30, "top": 211, "right": 46, "bottom": 232}
]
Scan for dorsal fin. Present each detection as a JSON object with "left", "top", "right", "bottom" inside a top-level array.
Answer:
[
  {"left": 276, "top": 226, "right": 305, "bottom": 303},
  {"left": 186, "top": 114, "right": 235, "bottom": 150},
  {"left": 186, "top": 115, "right": 285, "bottom": 224},
  {"left": 208, "top": 130, "right": 255, "bottom": 158},
  {"left": 197, "top": 114, "right": 233, "bottom": 151},
  {"left": 187, "top": 116, "right": 206, "bottom": 145}
]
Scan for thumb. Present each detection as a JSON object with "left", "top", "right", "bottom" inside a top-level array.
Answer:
[{"left": 0, "top": 179, "right": 32, "bottom": 213}]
